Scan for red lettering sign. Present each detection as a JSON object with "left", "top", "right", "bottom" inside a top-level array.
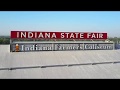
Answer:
[{"left": 11, "top": 31, "right": 107, "bottom": 39}]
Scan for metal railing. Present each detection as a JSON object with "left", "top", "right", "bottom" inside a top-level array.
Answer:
[{"left": 0, "top": 61, "right": 120, "bottom": 71}]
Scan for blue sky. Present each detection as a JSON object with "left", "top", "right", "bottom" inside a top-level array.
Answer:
[{"left": 0, "top": 11, "right": 120, "bottom": 37}]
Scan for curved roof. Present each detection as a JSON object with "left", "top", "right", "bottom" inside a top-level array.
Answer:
[{"left": 0, "top": 45, "right": 120, "bottom": 78}]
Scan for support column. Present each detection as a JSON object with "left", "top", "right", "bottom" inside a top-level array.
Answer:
[
  {"left": 10, "top": 39, "right": 12, "bottom": 52},
  {"left": 113, "top": 42, "right": 115, "bottom": 50}
]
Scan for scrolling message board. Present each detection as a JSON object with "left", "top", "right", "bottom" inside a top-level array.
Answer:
[
  {"left": 11, "top": 42, "right": 114, "bottom": 52},
  {"left": 11, "top": 31, "right": 108, "bottom": 39}
]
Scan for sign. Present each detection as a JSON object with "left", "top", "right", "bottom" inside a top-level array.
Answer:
[
  {"left": 11, "top": 31, "right": 108, "bottom": 39},
  {"left": 84, "top": 43, "right": 113, "bottom": 50},
  {"left": 11, "top": 43, "right": 114, "bottom": 52}
]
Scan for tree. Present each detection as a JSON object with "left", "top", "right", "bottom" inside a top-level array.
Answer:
[{"left": 0, "top": 37, "right": 10, "bottom": 44}]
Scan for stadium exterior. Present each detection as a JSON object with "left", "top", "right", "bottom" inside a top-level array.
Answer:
[
  {"left": 1, "top": 31, "right": 120, "bottom": 79},
  {"left": 10, "top": 31, "right": 115, "bottom": 52}
]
